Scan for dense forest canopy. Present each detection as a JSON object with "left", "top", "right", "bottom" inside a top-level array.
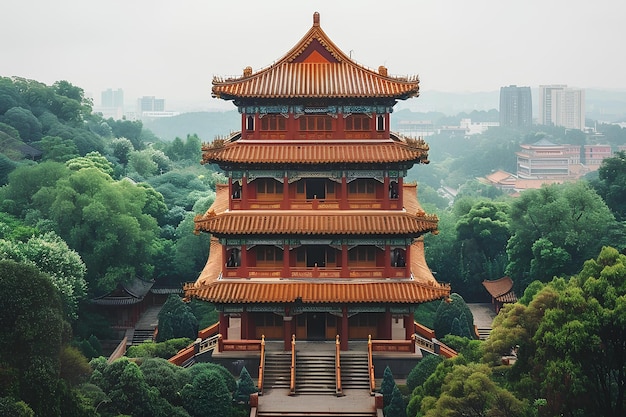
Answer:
[{"left": 1, "top": 76, "right": 626, "bottom": 416}]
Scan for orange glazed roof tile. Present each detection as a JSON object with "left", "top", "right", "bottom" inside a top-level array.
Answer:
[
  {"left": 212, "top": 13, "right": 419, "bottom": 101},
  {"left": 201, "top": 135, "right": 430, "bottom": 166},
  {"left": 482, "top": 276, "right": 518, "bottom": 303},
  {"left": 186, "top": 280, "right": 450, "bottom": 304},
  {"left": 195, "top": 210, "right": 438, "bottom": 236}
]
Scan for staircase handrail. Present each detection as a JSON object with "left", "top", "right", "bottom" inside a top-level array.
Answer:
[
  {"left": 258, "top": 335, "right": 266, "bottom": 395},
  {"left": 335, "top": 335, "right": 343, "bottom": 396},
  {"left": 367, "top": 335, "right": 375, "bottom": 395},
  {"left": 198, "top": 333, "right": 221, "bottom": 355},
  {"left": 289, "top": 334, "right": 296, "bottom": 395}
]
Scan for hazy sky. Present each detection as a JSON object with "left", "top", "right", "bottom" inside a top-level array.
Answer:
[{"left": 2, "top": 0, "right": 624, "bottom": 110}]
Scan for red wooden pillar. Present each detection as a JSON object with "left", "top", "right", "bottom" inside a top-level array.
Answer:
[
  {"left": 383, "top": 309, "right": 392, "bottom": 340},
  {"left": 336, "top": 112, "right": 344, "bottom": 139},
  {"left": 404, "top": 312, "right": 415, "bottom": 341},
  {"left": 341, "top": 245, "right": 349, "bottom": 278},
  {"left": 405, "top": 244, "right": 411, "bottom": 278},
  {"left": 240, "top": 311, "right": 248, "bottom": 339},
  {"left": 283, "top": 244, "right": 290, "bottom": 278},
  {"left": 341, "top": 306, "right": 349, "bottom": 351},
  {"left": 241, "top": 176, "right": 249, "bottom": 209},
  {"left": 383, "top": 176, "right": 390, "bottom": 210},
  {"left": 283, "top": 309, "right": 293, "bottom": 351},
  {"left": 240, "top": 244, "right": 248, "bottom": 278},
  {"left": 228, "top": 177, "right": 233, "bottom": 210},
  {"left": 397, "top": 177, "right": 404, "bottom": 205},
  {"left": 341, "top": 176, "right": 348, "bottom": 210},
  {"left": 219, "top": 312, "right": 229, "bottom": 340},
  {"left": 282, "top": 176, "right": 289, "bottom": 209},
  {"left": 384, "top": 246, "right": 391, "bottom": 278}
]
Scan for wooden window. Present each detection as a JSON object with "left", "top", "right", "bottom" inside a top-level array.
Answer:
[
  {"left": 299, "top": 115, "right": 332, "bottom": 131},
  {"left": 260, "top": 115, "right": 286, "bottom": 131},
  {"left": 345, "top": 115, "right": 371, "bottom": 131},
  {"left": 256, "top": 178, "right": 283, "bottom": 196},
  {"left": 348, "top": 179, "right": 376, "bottom": 195},
  {"left": 256, "top": 246, "right": 283, "bottom": 264},
  {"left": 348, "top": 246, "right": 376, "bottom": 265}
]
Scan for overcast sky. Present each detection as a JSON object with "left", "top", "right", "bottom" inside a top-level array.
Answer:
[{"left": 2, "top": 0, "right": 624, "bottom": 110}]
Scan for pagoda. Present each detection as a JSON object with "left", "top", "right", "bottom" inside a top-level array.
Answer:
[{"left": 185, "top": 12, "right": 450, "bottom": 353}]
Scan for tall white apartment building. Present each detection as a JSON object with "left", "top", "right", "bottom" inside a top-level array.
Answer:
[{"left": 538, "top": 85, "right": 585, "bottom": 130}]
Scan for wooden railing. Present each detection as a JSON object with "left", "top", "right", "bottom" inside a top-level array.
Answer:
[
  {"left": 258, "top": 335, "right": 266, "bottom": 395},
  {"left": 367, "top": 335, "right": 376, "bottom": 395},
  {"left": 335, "top": 335, "right": 343, "bottom": 396},
  {"left": 289, "top": 335, "right": 296, "bottom": 396},
  {"left": 413, "top": 321, "right": 458, "bottom": 358},
  {"left": 107, "top": 337, "right": 127, "bottom": 364},
  {"left": 218, "top": 335, "right": 263, "bottom": 352},
  {"left": 198, "top": 322, "right": 219, "bottom": 339},
  {"left": 370, "top": 337, "right": 416, "bottom": 353},
  {"left": 198, "top": 333, "right": 220, "bottom": 355}
]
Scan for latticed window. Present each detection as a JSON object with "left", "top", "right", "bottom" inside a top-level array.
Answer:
[
  {"left": 260, "top": 115, "right": 286, "bottom": 131},
  {"left": 345, "top": 115, "right": 371, "bottom": 131},
  {"left": 299, "top": 115, "right": 332, "bottom": 131}
]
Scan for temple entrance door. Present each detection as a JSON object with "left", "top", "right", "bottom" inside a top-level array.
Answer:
[{"left": 306, "top": 313, "right": 326, "bottom": 340}]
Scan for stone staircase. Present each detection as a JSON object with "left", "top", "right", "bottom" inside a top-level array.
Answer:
[
  {"left": 340, "top": 353, "right": 371, "bottom": 390},
  {"left": 295, "top": 353, "right": 337, "bottom": 395},
  {"left": 130, "top": 306, "right": 161, "bottom": 346},
  {"left": 477, "top": 327, "right": 492, "bottom": 340},
  {"left": 263, "top": 353, "right": 292, "bottom": 391},
  {"left": 256, "top": 349, "right": 377, "bottom": 417}
]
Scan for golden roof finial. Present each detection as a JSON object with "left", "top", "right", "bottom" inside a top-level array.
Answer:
[{"left": 313, "top": 12, "right": 320, "bottom": 27}]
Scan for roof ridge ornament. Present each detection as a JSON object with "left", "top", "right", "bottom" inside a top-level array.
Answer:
[{"left": 313, "top": 12, "right": 320, "bottom": 27}]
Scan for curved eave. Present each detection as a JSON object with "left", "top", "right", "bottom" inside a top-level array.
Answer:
[
  {"left": 212, "top": 62, "right": 419, "bottom": 101},
  {"left": 185, "top": 280, "right": 450, "bottom": 305},
  {"left": 201, "top": 138, "right": 430, "bottom": 166},
  {"left": 194, "top": 210, "right": 439, "bottom": 237}
]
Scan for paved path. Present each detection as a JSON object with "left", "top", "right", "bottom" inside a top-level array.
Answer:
[
  {"left": 258, "top": 388, "right": 377, "bottom": 415},
  {"left": 467, "top": 303, "right": 497, "bottom": 339}
]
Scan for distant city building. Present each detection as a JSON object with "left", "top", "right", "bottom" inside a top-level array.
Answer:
[
  {"left": 101, "top": 88, "right": 124, "bottom": 108},
  {"left": 516, "top": 138, "right": 580, "bottom": 179},
  {"left": 584, "top": 145, "right": 612, "bottom": 167},
  {"left": 98, "top": 88, "right": 124, "bottom": 119},
  {"left": 460, "top": 118, "right": 499, "bottom": 135},
  {"left": 538, "top": 85, "right": 585, "bottom": 130},
  {"left": 499, "top": 85, "right": 532, "bottom": 128},
  {"left": 136, "top": 96, "right": 176, "bottom": 119}
]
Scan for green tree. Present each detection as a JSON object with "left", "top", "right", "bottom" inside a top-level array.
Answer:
[
  {"left": 156, "top": 295, "right": 199, "bottom": 342},
  {"left": 181, "top": 368, "right": 232, "bottom": 417},
  {"left": 65, "top": 151, "right": 114, "bottom": 177},
  {"left": 38, "top": 135, "right": 80, "bottom": 162},
  {"left": 0, "top": 232, "right": 87, "bottom": 320},
  {"left": 235, "top": 366, "right": 257, "bottom": 403},
  {"left": 406, "top": 354, "right": 443, "bottom": 394},
  {"left": 111, "top": 137, "right": 134, "bottom": 166},
  {"left": 1, "top": 106, "right": 42, "bottom": 142},
  {"left": 433, "top": 293, "right": 475, "bottom": 339},
  {"left": 380, "top": 366, "right": 396, "bottom": 408},
  {"left": 384, "top": 385, "right": 406, "bottom": 417},
  {"left": 423, "top": 363, "right": 524, "bottom": 417},
  {"left": 506, "top": 182, "right": 621, "bottom": 289},
  {"left": 591, "top": 150, "right": 626, "bottom": 220},
  {"left": 140, "top": 358, "right": 190, "bottom": 406},
  {"left": 0, "top": 260, "right": 65, "bottom": 417}
]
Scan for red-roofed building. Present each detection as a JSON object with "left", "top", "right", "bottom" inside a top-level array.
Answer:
[
  {"left": 482, "top": 276, "right": 517, "bottom": 313},
  {"left": 185, "top": 12, "right": 449, "bottom": 355}
]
